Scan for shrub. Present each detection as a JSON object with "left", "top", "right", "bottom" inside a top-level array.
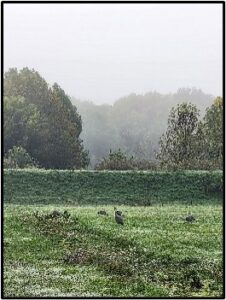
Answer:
[
  {"left": 95, "top": 149, "right": 159, "bottom": 170},
  {"left": 4, "top": 146, "right": 38, "bottom": 169}
]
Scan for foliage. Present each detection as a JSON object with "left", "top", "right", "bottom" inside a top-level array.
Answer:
[
  {"left": 157, "top": 101, "right": 223, "bottom": 170},
  {"left": 35, "top": 83, "right": 89, "bottom": 169},
  {"left": 157, "top": 102, "right": 200, "bottom": 169},
  {"left": 72, "top": 88, "right": 213, "bottom": 167},
  {"left": 4, "top": 204, "right": 223, "bottom": 297},
  {"left": 3, "top": 169, "right": 222, "bottom": 205},
  {"left": 4, "top": 67, "right": 51, "bottom": 112},
  {"left": 95, "top": 149, "right": 159, "bottom": 170},
  {"left": 3, "top": 96, "right": 41, "bottom": 154},
  {"left": 4, "top": 68, "right": 89, "bottom": 169},
  {"left": 4, "top": 146, "right": 37, "bottom": 169},
  {"left": 202, "top": 97, "right": 223, "bottom": 169},
  {"left": 95, "top": 149, "right": 133, "bottom": 170}
]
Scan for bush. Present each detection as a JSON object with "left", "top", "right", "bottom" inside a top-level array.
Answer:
[
  {"left": 95, "top": 149, "right": 132, "bottom": 170},
  {"left": 95, "top": 149, "right": 159, "bottom": 170},
  {"left": 4, "top": 146, "right": 38, "bottom": 169}
]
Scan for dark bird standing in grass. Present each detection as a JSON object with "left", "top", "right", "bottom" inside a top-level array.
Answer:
[
  {"left": 97, "top": 210, "right": 108, "bottom": 216},
  {"left": 49, "top": 210, "right": 61, "bottom": 218},
  {"left": 114, "top": 207, "right": 122, "bottom": 216},
  {"left": 114, "top": 207, "right": 124, "bottom": 225},
  {"left": 185, "top": 214, "right": 195, "bottom": 223},
  {"left": 63, "top": 210, "right": 70, "bottom": 219}
]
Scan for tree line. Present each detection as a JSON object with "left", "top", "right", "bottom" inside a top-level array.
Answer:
[
  {"left": 71, "top": 87, "right": 214, "bottom": 167},
  {"left": 3, "top": 68, "right": 223, "bottom": 170}
]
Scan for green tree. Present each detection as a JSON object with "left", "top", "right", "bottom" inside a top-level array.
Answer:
[
  {"left": 4, "top": 68, "right": 89, "bottom": 169},
  {"left": 39, "top": 83, "right": 89, "bottom": 169},
  {"left": 4, "top": 67, "right": 51, "bottom": 113},
  {"left": 157, "top": 102, "right": 200, "bottom": 169},
  {"left": 202, "top": 97, "right": 223, "bottom": 168},
  {"left": 3, "top": 96, "right": 41, "bottom": 154},
  {"left": 95, "top": 149, "right": 134, "bottom": 170}
]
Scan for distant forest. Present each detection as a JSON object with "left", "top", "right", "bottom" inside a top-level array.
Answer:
[{"left": 72, "top": 88, "right": 214, "bottom": 167}]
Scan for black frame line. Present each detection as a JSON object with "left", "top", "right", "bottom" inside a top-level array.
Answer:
[{"left": 1, "top": 1, "right": 225, "bottom": 299}]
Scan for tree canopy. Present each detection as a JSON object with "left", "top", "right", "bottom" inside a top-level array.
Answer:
[
  {"left": 157, "top": 98, "right": 223, "bottom": 170},
  {"left": 3, "top": 68, "right": 222, "bottom": 171},
  {"left": 4, "top": 68, "right": 89, "bottom": 169},
  {"left": 72, "top": 88, "right": 214, "bottom": 167}
]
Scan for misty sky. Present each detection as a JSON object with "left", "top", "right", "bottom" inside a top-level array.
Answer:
[{"left": 4, "top": 3, "right": 222, "bottom": 105}]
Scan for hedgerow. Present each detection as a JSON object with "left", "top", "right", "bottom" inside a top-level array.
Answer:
[{"left": 4, "top": 169, "right": 223, "bottom": 205}]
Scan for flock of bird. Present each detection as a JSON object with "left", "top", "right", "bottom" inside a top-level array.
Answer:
[
  {"left": 98, "top": 207, "right": 124, "bottom": 225},
  {"left": 97, "top": 208, "right": 196, "bottom": 225},
  {"left": 43, "top": 208, "right": 196, "bottom": 226}
]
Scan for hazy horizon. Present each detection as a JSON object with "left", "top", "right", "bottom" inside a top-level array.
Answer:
[{"left": 4, "top": 3, "right": 223, "bottom": 105}]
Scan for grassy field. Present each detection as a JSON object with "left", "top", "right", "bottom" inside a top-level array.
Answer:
[{"left": 4, "top": 203, "right": 223, "bottom": 298}]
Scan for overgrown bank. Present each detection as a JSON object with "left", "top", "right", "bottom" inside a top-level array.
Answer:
[{"left": 4, "top": 169, "right": 223, "bottom": 205}]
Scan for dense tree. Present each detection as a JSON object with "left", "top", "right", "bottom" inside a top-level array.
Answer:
[
  {"left": 4, "top": 68, "right": 51, "bottom": 113},
  {"left": 4, "top": 68, "right": 89, "bottom": 169},
  {"left": 4, "top": 68, "right": 220, "bottom": 170},
  {"left": 72, "top": 88, "right": 213, "bottom": 167},
  {"left": 4, "top": 96, "right": 41, "bottom": 154},
  {"left": 202, "top": 97, "right": 223, "bottom": 169},
  {"left": 40, "top": 83, "right": 89, "bottom": 169},
  {"left": 157, "top": 103, "right": 200, "bottom": 169}
]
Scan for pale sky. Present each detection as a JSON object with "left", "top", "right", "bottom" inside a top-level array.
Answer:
[{"left": 4, "top": 3, "right": 223, "bottom": 104}]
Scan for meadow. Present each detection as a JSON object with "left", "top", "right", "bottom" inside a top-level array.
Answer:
[{"left": 3, "top": 170, "right": 223, "bottom": 298}]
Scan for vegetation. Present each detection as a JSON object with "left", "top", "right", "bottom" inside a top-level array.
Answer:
[
  {"left": 4, "top": 146, "right": 37, "bottom": 169},
  {"left": 4, "top": 204, "right": 223, "bottom": 297},
  {"left": 3, "top": 67, "right": 222, "bottom": 171},
  {"left": 4, "top": 169, "right": 222, "bottom": 205},
  {"left": 3, "top": 67, "right": 223, "bottom": 297},
  {"left": 158, "top": 100, "right": 223, "bottom": 170},
  {"left": 95, "top": 149, "right": 158, "bottom": 171},
  {"left": 73, "top": 92, "right": 222, "bottom": 170},
  {"left": 72, "top": 88, "right": 214, "bottom": 167},
  {"left": 4, "top": 68, "right": 89, "bottom": 169},
  {"left": 158, "top": 102, "right": 200, "bottom": 168},
  {"left": 201, "top": 97, "right": 223, "bottom": 169}
]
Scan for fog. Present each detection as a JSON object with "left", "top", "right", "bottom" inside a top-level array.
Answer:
[{"left": 4, "top": 3, "right": 222, "bottom": 104}]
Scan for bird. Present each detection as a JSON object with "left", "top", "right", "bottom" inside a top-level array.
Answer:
[
  {"left": 114, "top": 207, "right": 124, "bottom": 225},
  {"left": 185, "top": 214, "right": 195, "bottom": 223},
  {"left": 49, "top": 210, "right": 62, "bottom": 218},
  {"left": 63, "top": 210, "right": 70, "bottom": 219},
  {"left": 97, "top": 210, "right": 108, "bottom": 216},
  {"left": 33, "top": 211, "right": 39, "bottom": 218},
  {"left": 114, "top": 207, "right": 122, "bottom": 216}
]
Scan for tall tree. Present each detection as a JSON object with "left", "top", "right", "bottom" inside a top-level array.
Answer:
[
  {"left": 4, "top": 68, "right": 51, "bottom": 113},
  {"left": 202, "top": 97, "right": 223, "bottom": 168},
  {"left": 157, "top": 102, "right": 200, "bottom": 169},
  {"left": 4, "top": 68, "right": 89, "bottom": 169},
  {"left": 3, "top": 96, "right": 41, "bottom": 154},
  {"left": 41, "top": 83, "right": 88, "bottom": 169}
]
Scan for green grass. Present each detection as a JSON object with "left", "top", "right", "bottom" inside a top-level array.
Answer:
[
  {"left": 4, "top": 203, "right": 223, "bottom": 297},
  {"left": 4, "top": 169, "right": 223, "bottom": 205}
]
